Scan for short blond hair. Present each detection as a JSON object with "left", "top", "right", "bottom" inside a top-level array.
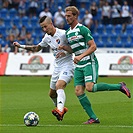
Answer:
[{"left": 65, "top": 6, "right": 79, "bottom": 16}]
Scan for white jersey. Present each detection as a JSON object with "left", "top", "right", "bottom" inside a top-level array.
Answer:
[
  {"left": 39, "top": 28, "right": 74, "bottom": 90},
  {"left": 39, "top": 28, "right": 74, "bottom": 68}
]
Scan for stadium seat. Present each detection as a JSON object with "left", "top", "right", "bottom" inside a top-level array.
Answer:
[
  {"left": 34, "top": 25, "right": 42, "bottom": 35},
  {"left": 96, "top": 41, "right": 104, "bottom": 47},
  {"left": 95, "top": 24, "right": 105, "bottom": 34},
  {"left": 105, "top": 24, "right": 114, "bottom": 34},
  {"left": 93, "top": 33, "right": 100, "bottom": 43},
  {"left": 12, "top": 16, "right": 21, "bottom": 27},
  {"left": 0, "top": 38, "right": 6, "bottom": 47},
  {"left": 8, "top": 8, "right": 17, "bottom": 18},
  {"left": 125, "top": 24, "right": 133, "bottom": 35},
  {"left": 101, "top": 34, "right": 109, "bottom": 43},
  {"left": 109, "top": 34, "right": 118, "bottom": 43},
  {"left": 0, "top": 25, "right": 7, "bottom": 37},
  {"left": 106, "top": 41, "right": 114, "bottom": 47},
  {"left": 21, "top": 16, "right": 29, "bottom": 27},
  {"left": 26, "top": 24, "right": 33, "bottom": 33},
  {"left": 3, "top": 16, "right": 12, "bottom": 29},
  {"left": 124, "top": 41, "right": 133, "bottom": 48},
  {"left": 120, "top": 33, "right": 128, "bottom": 43},
  {"left": 30, "top": 16, "right": 38, "bottom": 27},
  {"left": 0, "top": 8, "right": 8, "bottom": 19},
  {"left": 114, "top": 24, "right": 122, "bottom": 34},
  {"left": 115, "top": 41, "right": 123, "bottom": 48}
]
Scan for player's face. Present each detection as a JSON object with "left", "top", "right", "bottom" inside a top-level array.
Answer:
[
  {"left": 40, "top": 20, "right": 52, "bottom": 35},
  {"left": 65, "top": 11, "right": 75, "bottom": 25}
]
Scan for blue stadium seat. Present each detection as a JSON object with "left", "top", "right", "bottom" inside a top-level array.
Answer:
[
  {"left": 115, "top": 41, "right": 123, "bottom": 48},
  {"left": 125, "top": 24, "right": 133, "bottom": 35},
  {"left": 34, "top": 25, "right": 42, "bottom": 35},
  {"left": 96, "top": 41, "right": 104, "bottom": 47},
  {"left": 124, "top": 41, "right": 133, "bottom": 48},
  {"left": 114, "top": 24, "right": 122, "bottom": 34},
  {"left": 21, "top": 16, "right": 29, "bottom": 27},
  {"left": 120, "top": 33, "right": 128, "bottom": 43},
  {"left": 106, "top": 41, "right": 114, "bottom": 47},
  {"left": 95, "top": 24, "right": 105, "bottom": 34},
  {"left": 0, "top": 8, "right": 8, "bottom": 19},
  {"left": 30, "top": 16, "right": 38, "bottom": 27},
  {"left": 101, "top": 34, "right": 109, "bottom": 43},
  {"left": 93, "top": 33, "right": 100, "bottom": 43},
  {"left": 8, "top": 8, "right": 17, "bottom": 18},
  {"left": 12, "top": 16, "right": 21, "bottom": 27},
  {"left": 26, "top": 24, "right": 33, "bottom": 33},
  {"left": 0, "top": 25, "right": 7, "bottom": 37},
  {"left": 3, "top": 16, "right": 12, "bottom": 29},
  {"left": 109, "top": 34, "right": 118, "bottom": 43},
  {"left": 105, "top": 24, "right": 114, "bottom": 34},
  {"left": 0, "top": 38, "right": 6, "bottom": 47}
]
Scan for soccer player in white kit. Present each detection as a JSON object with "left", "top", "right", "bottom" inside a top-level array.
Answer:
[{"left": 13, "top": 16, "right": 74, "bottom": 121}]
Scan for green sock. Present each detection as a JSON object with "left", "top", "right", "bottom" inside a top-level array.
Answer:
[
  {"left": 77, "top": 93, "right": 97, "bottom": 119},
  {"left": 92, "top": 83, "right": 121, "bottom": 92}
]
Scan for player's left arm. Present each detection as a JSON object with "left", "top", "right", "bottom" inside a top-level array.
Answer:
[{"left": 74, "top": 27, "right": 97, "bottom": 64}]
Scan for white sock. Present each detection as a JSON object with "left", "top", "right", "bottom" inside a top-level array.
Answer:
[
  {"left": 57, "top": 89, "right": 66, "bottom": 112},
  {"left": 51, "top": 98, "right": 57, "bottom": 107}
]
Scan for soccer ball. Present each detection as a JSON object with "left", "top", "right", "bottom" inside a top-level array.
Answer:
[{"left": 24, "top": 112, "right": 39, "bottom": 126}]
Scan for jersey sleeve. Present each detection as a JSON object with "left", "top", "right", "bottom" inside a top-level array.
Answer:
[
  {"left": 38, "top": 35, "right": 48, "bottom": 47},
  {"left": 81, "top": 26, "right": 93, "bottom": 43}
]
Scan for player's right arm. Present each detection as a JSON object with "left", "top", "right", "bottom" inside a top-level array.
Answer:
[{"left": 13, "top": 42, "right": 42, "bottom": 52}]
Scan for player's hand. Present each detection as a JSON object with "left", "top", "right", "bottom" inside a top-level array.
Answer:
[
  {"left": 58, "top": 45, "right": 64, "bottom": 50},
  {"left": 13, "top": 42, "right": 20, "bottom": 48},
  {"left": 56, "top": 52, "right": 66, "bottom": 58},
  {"left": 74, "top": 56, "right": 82, "bottom": 64}
]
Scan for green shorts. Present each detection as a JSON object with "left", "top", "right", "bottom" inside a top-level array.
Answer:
[{"left": 74, "top": 61, "right": 99, "bottom": 87}]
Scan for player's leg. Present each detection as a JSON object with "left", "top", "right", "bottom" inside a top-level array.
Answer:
[
  {"left": 74, "top": 67, "right": 99, "bottom": 124},
  {"left": 49, "top": 89, "right": 57, "bottom": 107},
  {"left": 49, "top": 69, "right": 59, "bottom": 107},
  {"left": 52, "top": 67, "right": 73, "bottom": 121},
  {"left": 85, "top": 61, "right": 131, "bottom": 98},
  {"left": 56, "top": 80, "right": 67, "bottom": 112}
]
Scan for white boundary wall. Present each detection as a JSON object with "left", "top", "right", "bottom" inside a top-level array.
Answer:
[{"left": 5, "top": 52, "right": 133, "bottom": 76}]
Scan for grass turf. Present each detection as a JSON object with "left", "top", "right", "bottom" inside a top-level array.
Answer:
[{"left": 0, "top": 76, "right": 132, "bottom": 133}]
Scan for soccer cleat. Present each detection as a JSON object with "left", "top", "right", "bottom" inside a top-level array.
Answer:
[
  {"left": 52, "top": 107, "right": 68, "bottom": 121},
  {"left": 83, "top": 118, "right": 100, "bottom": 124},
  {"left": 119, "top": 82, "right": 131, "bottom": 98}
]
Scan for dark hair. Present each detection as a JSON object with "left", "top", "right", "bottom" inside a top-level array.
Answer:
[{"left": 39, "top": 16, "right": 47, "bottom": 23}]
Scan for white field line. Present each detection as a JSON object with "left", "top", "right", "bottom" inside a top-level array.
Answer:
[{"left": 0, "top": 124, "right": 132, "bottom": 128}]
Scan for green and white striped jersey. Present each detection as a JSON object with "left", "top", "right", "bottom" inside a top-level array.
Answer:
[{"left": 66, "top": 23, "right": 97, "bottom": 67}]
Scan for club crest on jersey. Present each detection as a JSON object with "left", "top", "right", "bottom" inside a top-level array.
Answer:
[
  {"left": 63, "top": 72, "right": 67, "bottom": 75},
  {"left": 56, "top": 39, "right": 60, "bottom": 44}
]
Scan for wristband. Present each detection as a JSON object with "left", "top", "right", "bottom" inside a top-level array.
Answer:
[{"left": 20, "top": 45, "right": 26, "bottom": 49}]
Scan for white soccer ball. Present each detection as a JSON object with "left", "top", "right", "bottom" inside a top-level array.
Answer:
[{"left": 24, "top": 112, "right": 39, "bottom": 126}]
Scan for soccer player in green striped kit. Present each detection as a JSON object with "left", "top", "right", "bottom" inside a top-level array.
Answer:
[{"left": 59, "top": 6, "right": 131, "bottom": 124}]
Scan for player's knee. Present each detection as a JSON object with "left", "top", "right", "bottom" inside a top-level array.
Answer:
[
  {"left": 55, "top": 80, "right": 66, "bottom": 90},
  {"left": 75, "top": 87, "right": 84, "bottom": 96},
  {"left": 85, "top": 83, "right": 94, "bottom": 92}
]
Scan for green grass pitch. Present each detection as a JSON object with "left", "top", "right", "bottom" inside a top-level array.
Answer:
[{"left": 0, "top": 76, "right": 132, "bottom": 133}]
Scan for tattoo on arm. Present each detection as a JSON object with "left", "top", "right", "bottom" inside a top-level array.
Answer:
[{"left": 25, "top": 46, "right": 38, "bottom": 52}]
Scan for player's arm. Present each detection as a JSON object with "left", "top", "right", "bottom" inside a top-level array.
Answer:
[
  {"left": 13, "top": 41, "right": 42, "bottom": 52},
  {"left": 74, "top": 40, "right": 96, "bottom": 64},
  {"left": 58, "top": 45, "right": 73, "bottom": 53},
  {"left": 79, "top": 39, "right": 96, "bottom": 58}
]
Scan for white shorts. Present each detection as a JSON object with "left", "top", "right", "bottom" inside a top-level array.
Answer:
[{"left": 50, "top": 65, "right": 74, "bottom": 90}]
